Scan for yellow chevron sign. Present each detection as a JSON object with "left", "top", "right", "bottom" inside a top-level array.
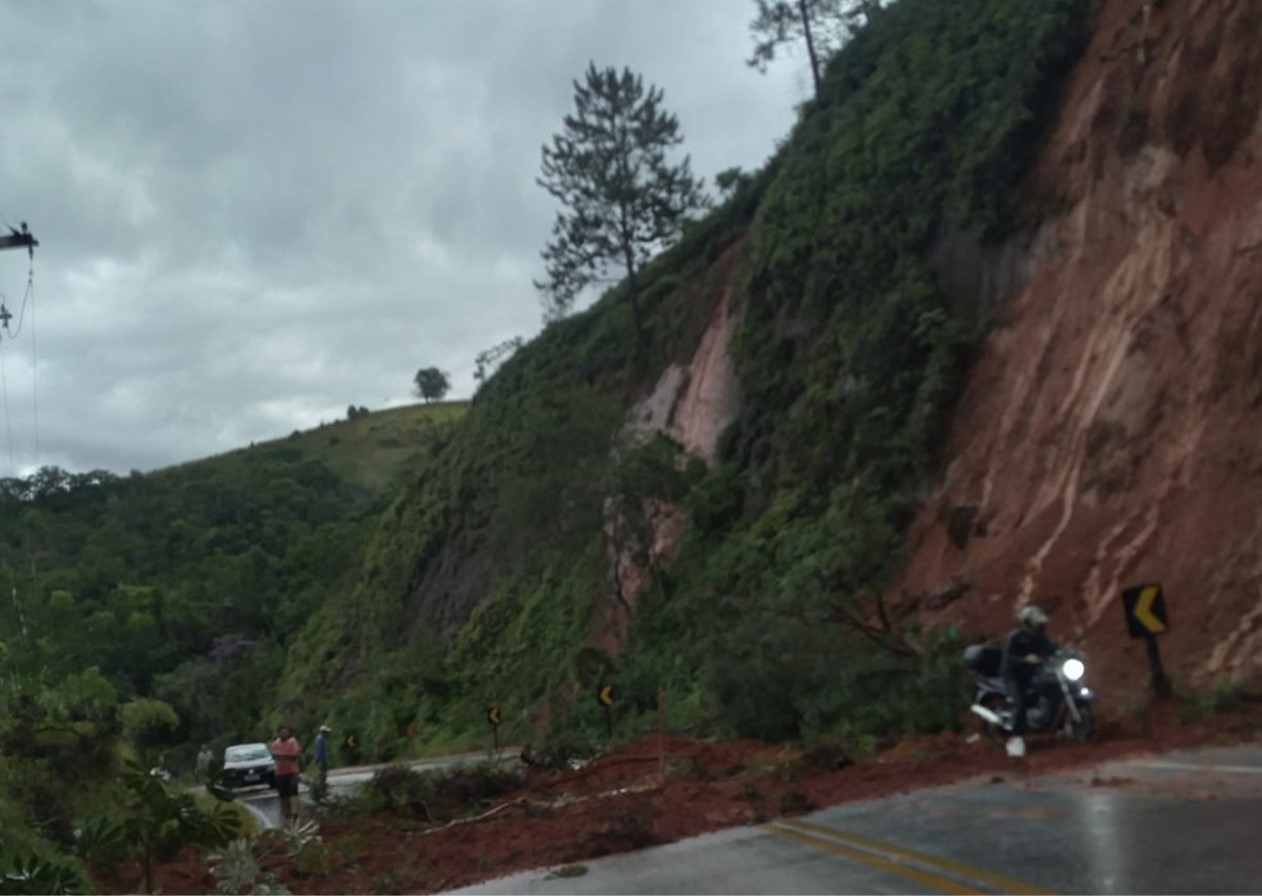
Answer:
[
  {"left": 487, "top": 705, "right": 502, "bottom": 726},
  {"left": 1123, "top": 584, "right": 1169, "bottom": 637},
  {"left": 598, "top": 684, "right": 615, "bottom": 707}
]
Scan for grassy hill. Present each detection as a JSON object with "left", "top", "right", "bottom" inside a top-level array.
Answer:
[
  {"left": 158, "top": 400, "right": 469, "bottom": 496},
  {"left": 280, "top": 402, "right": 467, "bottom": 493}
]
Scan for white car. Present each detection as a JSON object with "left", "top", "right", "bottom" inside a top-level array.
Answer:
[{"left": 222, "top": 742, "right": 277, "bottom": 789}]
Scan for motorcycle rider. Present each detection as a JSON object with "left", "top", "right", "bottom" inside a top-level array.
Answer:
[{"left": 1001, "top": 604, "right": 1058, "bottom": 758}]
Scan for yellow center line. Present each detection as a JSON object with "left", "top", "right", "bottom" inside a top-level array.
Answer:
[
  {"left": 760, "top": 824, "right": 986, "bottom": 895},
  {"left": 776, "top": 817, "right": 1057, "bottom": 896}
]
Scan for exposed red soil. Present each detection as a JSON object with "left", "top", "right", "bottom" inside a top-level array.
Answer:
[
  {"left": 91, "top": 844, "right": 217, "bottom": 896},
  {"left": 891, "top": 0, "right": 1262, "bottom": 697},
  {"left": 117, "top": 698, "right": 1262, "bottom": 895}
]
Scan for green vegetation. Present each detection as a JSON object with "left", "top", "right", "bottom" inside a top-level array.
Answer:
[
  {"left": 208, "top": 822, "right": 319, "bottom": 895},
  {"left": 0, "top": 665, "right": 246, "bottom": 893},
  {"left": 0, "top": 853, "right": 87, "bottom": 896},
  {"left": 78, "top": 762, "right": 242, "bottom": 895},
  {"left": 0, "top": 405, "right": 460, "bottom": 881},
  {"left": 0, "top": 668, "right": 115, "bottom": 894},
  {"left": 352, "top": 762, "right": 522, "bottom": 824},
  {"left": 0, "top": 403, "right": 461, "bottom": 751},
  {"left": 1176, "top": 677, "right": 1247, "bottom": 725},
  {"left": 208, "top": 401, "right": 468, "bottom": 494}
]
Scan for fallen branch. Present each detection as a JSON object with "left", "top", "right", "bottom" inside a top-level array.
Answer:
[
  {"left": 436, "top": 797, "right": 529, "bottom": 829},
  {"left": 421, "top": 781, "right": 663, "bottom": 835},
  {"left": 551, "top": 753, "right": 659, "bottom": 783}
]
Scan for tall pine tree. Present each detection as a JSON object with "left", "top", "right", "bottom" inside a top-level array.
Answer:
[
  {"left": 536, "top": 64, "right": 707, "bottom": 345},
  {"left": 747, "top": 0, "right": 884, "bottom": 98}
]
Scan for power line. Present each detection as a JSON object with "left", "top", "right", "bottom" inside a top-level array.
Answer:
[
  {"left": 0, "top": 336, "right": 14, "bottom": 476},
  {"left": 25, "top": 260, "right": 38, "bottom": 467},
  {"left": 3, "top": 261, "right": 34, "bottom": 339},
  {"left": 0, "top": 227, "right": 40, "bottom": 473}
]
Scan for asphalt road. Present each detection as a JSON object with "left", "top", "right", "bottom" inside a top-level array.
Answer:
[
  {"left": 236, "top": 747, "right": 518, "bottom": 829},
  {"left": 446, "top": 743, "right": 1262, "bottom": 895}
]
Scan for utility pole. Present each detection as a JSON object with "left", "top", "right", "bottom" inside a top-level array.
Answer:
[
  {"left": 0, "top": 222, "right": 37, "bottom": 253},
  {"left": 0, "top": 222, "right": 36, "bottom": 330}
]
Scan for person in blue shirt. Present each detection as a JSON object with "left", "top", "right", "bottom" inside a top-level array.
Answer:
[{"left": 314, "top": 724, "right": 331, "bottom": 788}]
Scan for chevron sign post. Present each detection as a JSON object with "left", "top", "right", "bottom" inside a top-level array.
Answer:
[
  {"left": 598, "top": 683, "right": 614, "bottom": 738},
  {"left": 487, "top": 705, "right": 502, "bottom": 754},
  {"left": 1122, "top": 584, "right": 1171, "bottom": 697}
]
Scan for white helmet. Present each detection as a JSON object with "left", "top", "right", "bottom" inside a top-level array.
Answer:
[{"left": 1018, "top": 605, "right": 1049, "bottom": 629}]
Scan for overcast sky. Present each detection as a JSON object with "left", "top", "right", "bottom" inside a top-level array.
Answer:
[{"left": 0, "top": 0, "right": 806, "bottom": 477}]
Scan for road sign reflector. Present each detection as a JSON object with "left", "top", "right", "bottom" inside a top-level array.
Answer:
[
  {"left": 1123, "top": 583, "right": 1169, "bottom": 638},
  {"left": 1121, "top": 583, "right": 1171, "bottom": 697}
]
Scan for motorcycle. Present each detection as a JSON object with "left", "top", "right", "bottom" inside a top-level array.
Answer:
[{"left": 963, "top": 643, "right": 1096, "bottom": 743}]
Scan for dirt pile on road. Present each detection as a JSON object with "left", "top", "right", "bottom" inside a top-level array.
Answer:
[{"left": 109, "top": 696, "right": 1261, "bottom": 895}]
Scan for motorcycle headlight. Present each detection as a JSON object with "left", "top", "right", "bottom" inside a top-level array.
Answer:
[{"left": 1062, "top": 658, "right": 1085, "bottom": 681}]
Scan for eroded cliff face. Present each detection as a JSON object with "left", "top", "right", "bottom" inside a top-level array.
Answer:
[
  {"left": 894, "top": 0, "right": 1262, "bottom": 693},
  {"left": 588, "top": 243, "right": 745, "bottom": 655},
  {"left": 625, "top": 245, "right": 744, "bottom": 465}
]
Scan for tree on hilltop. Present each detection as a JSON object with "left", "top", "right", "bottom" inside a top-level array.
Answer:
[
  {"left": 536, "top": 63, "right": 708, "bottom": 345},
  {"left": 413, "top": 367, "right": 451, "bottom": 403}
]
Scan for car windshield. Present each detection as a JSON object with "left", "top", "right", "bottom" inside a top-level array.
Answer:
[{"left": 224, "top": 744, "right": 270, "bottom": 762}]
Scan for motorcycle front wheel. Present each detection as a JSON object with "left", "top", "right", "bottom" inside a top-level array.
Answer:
[
  {"left": 1070, "top": 703, "right": 1095, "bottom": 742},
  {"left": 978, "top": 693, "right": 1008, "bottom": 743}
]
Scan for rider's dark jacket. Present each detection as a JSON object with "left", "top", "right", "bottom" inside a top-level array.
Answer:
[{"left": 1000, "top": 627, "right": 1057, "bottom": 682}]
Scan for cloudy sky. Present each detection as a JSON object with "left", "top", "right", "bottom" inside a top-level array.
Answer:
[{"left": 0, "top": 1, "right": 806, "bottom": 477}]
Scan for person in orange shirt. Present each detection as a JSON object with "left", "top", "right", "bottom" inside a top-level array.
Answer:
[{"left": 269, "top": 725, "right": 302, "bottom": 824}]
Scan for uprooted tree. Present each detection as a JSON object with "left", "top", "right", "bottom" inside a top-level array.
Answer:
[
  {"left": 473, "top": 337, "right": 524, "bottom": 389},
  {"left": 535, "top": 63, "right": 708, "bottom": 345}
]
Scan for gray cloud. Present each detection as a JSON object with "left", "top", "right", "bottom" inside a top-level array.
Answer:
[{"left": 0, "top": 0, "right": 805, "bottom": 476}]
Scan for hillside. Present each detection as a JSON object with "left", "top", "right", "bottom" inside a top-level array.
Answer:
[
  {"left": 0, "top": 401, "right": 463, "bottom": 750},
  {"left": 284, "top": 0, "right": 1096, "bottom": 758},
  {"left": 162, "top": 400, "right": 468, "bottom": 495}
]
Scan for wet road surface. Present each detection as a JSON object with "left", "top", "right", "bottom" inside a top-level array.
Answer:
[{"left": 446, "top": 743, "right": 1262, "bottom": 894}]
